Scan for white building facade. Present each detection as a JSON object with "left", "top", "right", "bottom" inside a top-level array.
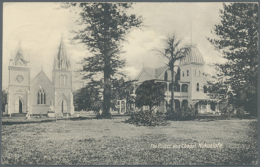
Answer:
[
  {"left": 6, "top": 38, "right": 75, "bottom": 116},
  {"left": 135, "top": 47, "right": 220, "bottom": 113}
]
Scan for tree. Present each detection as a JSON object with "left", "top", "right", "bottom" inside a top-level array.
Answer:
[
  {"left": 73, "top": 80, "right": 102, "bottom": 112},
  {"left": 2, "top": 89, "right": 7, "bottom": 113},
  {"left": 70, "top": 3, "right": 142, "bottom": 118},
  {"left": 111, "top": 78, "right": 135, "bottom": 111},
  {"left": 208, "top": 3, "right": 258, "bottom": 115},
  {"left": 135, "top": 80, "right": 165, "bottom": 111},
  {"left": 152, "top": 34, "right": 193, "bottom": 113}
]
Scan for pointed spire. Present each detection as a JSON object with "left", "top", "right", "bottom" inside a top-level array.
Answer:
[
  {"left": 53, "top": 35, "right": 71, "bottom": 70},
  {"left": 12, "top": 40, "right": 29, "bottom": 66}
]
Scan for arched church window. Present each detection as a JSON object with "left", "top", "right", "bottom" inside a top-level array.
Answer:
[
  {"left": 62, "top": 60, "right": 66, "bottom": 68},
  {"left": 38, "top": 89, "right": 46, "bottom": 104},
  {"left": 196, "top": 83, "right": 199, "bottom": 92},
  {"left": 59, "top": 75, "right": 64, "bottom": 86},
  {"left": 64, "top": 75, "right": 67, "bottom": 86}
]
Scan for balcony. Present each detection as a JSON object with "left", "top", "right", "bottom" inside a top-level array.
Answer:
[{"left": 165, "top": 91, "right": 188, "bottom": 97}]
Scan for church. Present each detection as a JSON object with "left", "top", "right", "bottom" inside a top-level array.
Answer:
[
  {"left": 6, "top": 38, "right": 74, "bottom": 116},
  {"left": 134, "top": 46, "right": 221, "bottom": 113}
]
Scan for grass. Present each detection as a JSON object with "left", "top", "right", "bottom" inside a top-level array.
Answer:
[{"left": 1, "top": 116, "right": 258, "bottom": 165}]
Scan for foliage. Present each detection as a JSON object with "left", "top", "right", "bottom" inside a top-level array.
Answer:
[
  {"left": 165, "top": 105, "right": 196, "bottom": 121},
  {"left": 69, "top": 3, "right": 142, "bottom": 118},
  {"left": 152, "top": 33, "right": 193, "bottom": 113},
  {"left": 208, "top": 3, "right": 258, "bottom": 116},
  {"left": 135, "top": 80, "right": 165, "bottom": 110},
  {"left": 111, "top": 77, "right": 135, "bottom": 111},
  {"left": 2, "top": 89, "right": 7, "bottom": 113},
  {"left": 125, "top": 109, "right": 166, "bottom": 126},
  {"left": 73, "top": 80, "right": 102, "bottom": 112},
  {"left": 236, "top": 106, "right": 245, "bottom": 120}
]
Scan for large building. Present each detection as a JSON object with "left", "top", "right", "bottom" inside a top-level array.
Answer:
[
  {"left": 135, "top": 46, "right": 221, "bottom": 113},
  {"left": 6, "top": 38, "right": 74, "bottom": 116}
]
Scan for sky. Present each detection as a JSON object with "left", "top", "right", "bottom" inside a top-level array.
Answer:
[{"left": 2, "top": 2, "right": 226, "bottom": 91}]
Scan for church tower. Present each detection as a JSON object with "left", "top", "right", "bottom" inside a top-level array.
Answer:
[
  {"left": 52, "top": 37, "right": 74, "bottom": 115},
  {"left": 8, "top": 42, "right": 30, "bottom": 114}
]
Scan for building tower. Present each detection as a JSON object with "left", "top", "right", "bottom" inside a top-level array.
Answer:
[
  {"left": 52, "top": 37, "right": 74, "bottom": 115},
  {"left": 7, "top": 42, "right": 30, "bottom": 115}
]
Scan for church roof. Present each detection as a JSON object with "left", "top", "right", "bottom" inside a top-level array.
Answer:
[{"left": 179, "top": 47, "right": 205, "bottom": 66}]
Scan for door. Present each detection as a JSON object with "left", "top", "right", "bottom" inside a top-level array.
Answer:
[
  {"left": 60, "top": 100, "right": 68, "bottom": 113},
  {"left": 14, "top": 98, "right": 22, "bottom": 113},
  {"left": 14, "top": 99, "right": 19, "bottom": 113}
]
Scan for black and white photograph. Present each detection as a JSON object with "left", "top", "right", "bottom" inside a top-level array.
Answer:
[{"left": 1, "top": 2, "right": 258, "bottom": 165}]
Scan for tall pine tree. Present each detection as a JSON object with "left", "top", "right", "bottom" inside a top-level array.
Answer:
[
  {"left": 71, "top": 3, "right": 142, "bottom": 118},
  {"left": 208, "top": 3, "right": 258, "bottom": 115}
]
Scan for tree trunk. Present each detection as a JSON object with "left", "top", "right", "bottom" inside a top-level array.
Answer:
[
  {"left": 102, "top": 57, "right": 111, "bottom": 119},
  {"left": 171, "top": 67, "right": 175, "bottom": 113}
]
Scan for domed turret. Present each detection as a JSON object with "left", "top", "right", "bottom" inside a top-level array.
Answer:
[{"left": 179, "top": 47, "right": 205, "bottom": 66}]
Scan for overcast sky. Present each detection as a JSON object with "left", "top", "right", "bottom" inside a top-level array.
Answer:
[{"left": 3, "top": 2, "right": 226, "bottom": 90}]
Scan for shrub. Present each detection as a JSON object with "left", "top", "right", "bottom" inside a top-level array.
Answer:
[
  {"left": 125, "top": 109, "right": 166, "bottom": 126},
  {"left": 236, "top": 106, "right": 245, "bottom": 120},
  {"left": 165, "top": 105, "right": 196, "bottom": 121}
]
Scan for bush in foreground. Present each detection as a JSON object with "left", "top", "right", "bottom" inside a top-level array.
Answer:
[
  {"left": 165, "top": 105, "right": 196, "bottom": 121},
  {"left": 125, "top": 109, "right": 167, "bottom": 126}
]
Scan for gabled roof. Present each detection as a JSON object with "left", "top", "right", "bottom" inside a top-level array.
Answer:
[
  {"left": 136, "top": 66, "right": 170, "bottom": 82},
  {"left": 30, "top": 69, "right": 53, "bottom": 85},
  {"left": 155, "top": 66, "right": 169, "bottom": 78}
]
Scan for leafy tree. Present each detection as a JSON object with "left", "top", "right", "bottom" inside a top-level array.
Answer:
[
  {"left": 69, "top": 3, "right": 142, "bottom": 118},
  {"left": 2, "top": 89, "right": 7, "bottom": 113},
  {"left": 152, "top": 34, "right": 193, "bottom": 113},
  {"left": 208, "top": 3, "right": 258, "bottom": 115},
  {"left": 135, "top": 80, "right": 165, "bottom": 111},
  {"left": 111, "top": 78, "right": 135, "bottom": 111},
  {"left": 73, "top": 80, "right": 102, "bottom": 112}
]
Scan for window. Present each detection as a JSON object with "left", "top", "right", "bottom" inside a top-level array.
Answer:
[
  {"left": 182, "top": 84, "right": 188, "bottom": 92},
  {"left": 187, "top": 70, "right": 189, "bottom": 76},
  {"left": 37, "top": 89, "right": 46, "bottom": 104},
  {"left": 62, "top": 60, "right": 66, "bottom": 68},
  {"left": 196, "top": 83, "right": 199, "bottom": 91},
  {"left": 59, "top": 74, "right": 64, "bottom": 86},
  {"left": 199, "top": 71, "right": 201, "bottom": 76},
  {"left": 195, "top": 69, "right": 197, "bottom": 76},
  {"left": 164, "top": 71, "right": 168, "bottom": 81},
  {"left": 64, "top": 75, "right": 67, "bottom": 86},
  {"left": 182, "top": 71, "right": 184, "bottom": 77},
  {"left": 203, "top": 85, "right": 207, "bottom": 93}
]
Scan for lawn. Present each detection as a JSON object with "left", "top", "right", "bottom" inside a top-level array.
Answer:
[{"left": 1, "top": 116, "right": 258, "bottom": 165}]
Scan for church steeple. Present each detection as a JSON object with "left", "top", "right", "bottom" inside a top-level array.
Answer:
[
  {"left": 53, "top": 36, "right": 71, "bottom": 70},
  {"left": 10, "top": 41, "right": 29, "bottom": 67}
]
